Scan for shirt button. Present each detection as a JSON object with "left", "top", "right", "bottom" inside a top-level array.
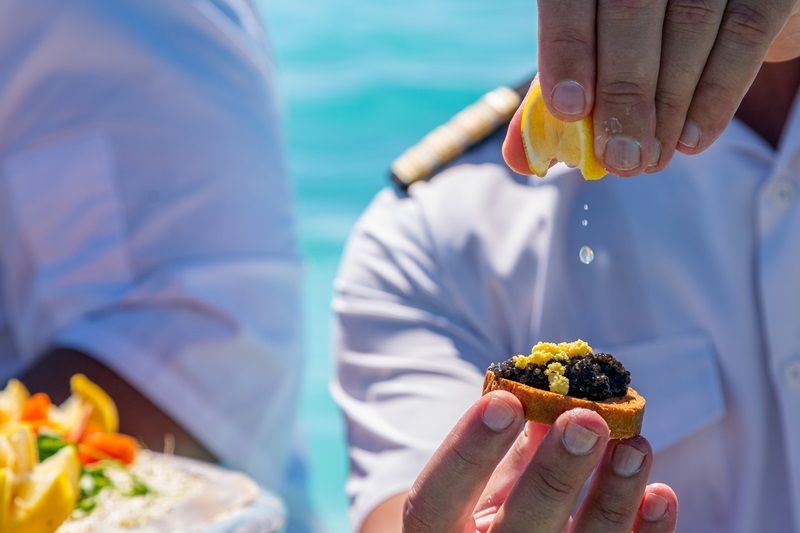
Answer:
[
  {"left": 772, "top": 180, "right": 796, "bottom": 203},
  {"left": 785, "top": 360, "right": 800, "bottom": 390}
]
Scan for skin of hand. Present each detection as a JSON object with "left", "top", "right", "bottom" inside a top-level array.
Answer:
[
  {"left": 362, "top": 391, "right": 678, "bottom": 533},
  {"left": 20, "top": 348, "right": 215, "bottom": 462},
  {"left": 503, "top": 0, "right": 800, "bottom": 178}
]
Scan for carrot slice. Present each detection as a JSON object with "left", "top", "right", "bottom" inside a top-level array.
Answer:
[
  {"left": 21, "top": 392, "right": 51, "bottom": 421},
  {"left": 81, "top": 433, "right": 138, "bottom": 465}
]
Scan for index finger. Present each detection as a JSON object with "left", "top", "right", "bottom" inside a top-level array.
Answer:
[
  {"left": 404, "top": 391, "right": 524, "bottom": 531},
  {"left": 537, "top": 0, "right": 597, "bottom": 121}
]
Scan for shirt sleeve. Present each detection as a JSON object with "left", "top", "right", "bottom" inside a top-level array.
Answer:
[{"left": 332, "top": 188, "right": 492, "bottom": 530}]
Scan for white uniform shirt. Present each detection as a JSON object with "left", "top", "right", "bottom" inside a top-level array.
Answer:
[
  {"left": 334, "top": 94, "right": 800, "bottom": 531},
  {"left": 0, "top": 0, "right": 302, "bottom": 499}
]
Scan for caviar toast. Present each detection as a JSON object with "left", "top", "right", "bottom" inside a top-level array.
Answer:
[{"left": 482, "top": 340, "right": 644, "bottom": 439}]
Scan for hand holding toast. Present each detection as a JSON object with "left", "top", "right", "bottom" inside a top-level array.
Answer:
[{"left": 403, "top": 392, "right": 677, "bottom": 532}]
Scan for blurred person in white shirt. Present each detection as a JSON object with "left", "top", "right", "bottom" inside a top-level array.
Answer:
[{"left": 0, "top": 1, "right": 307, "bottom": 527}]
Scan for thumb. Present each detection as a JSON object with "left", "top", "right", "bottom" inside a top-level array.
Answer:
[{"left": 502, "top": 96, "right": 533, "bottom": 175}]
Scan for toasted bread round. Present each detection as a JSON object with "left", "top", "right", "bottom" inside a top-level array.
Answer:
[{"left": 482, "top": 370, "right": 645, "bottom": 439}]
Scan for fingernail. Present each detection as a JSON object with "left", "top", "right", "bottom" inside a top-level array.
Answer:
[
  {"left": 482, "top": 394, "right": 516, "bottom": 432},
  {"left": 648, "top": 140, "right": 662, "bottom": 167},
  {"left": 641, "top": 492, "right": 669, "bottom": 522},
  {"left": 551, "top": 80, "right": 586, "bottom": 116},
  {"left": 611, "top": 443, "right": 646, "bottom": 477},
  {"left": 562, "top": 421, "right": 600, "bottom": 455},
  {"left": 604, "top": 135, "right": 641, "bottom": 171},
  {"left": 679, "top": 121, "right": 701, "bottom": 149}
]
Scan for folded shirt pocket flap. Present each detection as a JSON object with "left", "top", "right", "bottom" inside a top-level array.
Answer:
[{"left": 604, "top": 334, "right": 726, "bottom": 453}]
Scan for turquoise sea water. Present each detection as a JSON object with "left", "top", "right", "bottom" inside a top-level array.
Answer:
[{"left": 257, "top": 1, "right": 537, "bottom": 530}]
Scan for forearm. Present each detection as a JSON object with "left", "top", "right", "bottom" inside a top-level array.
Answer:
[
  {"left": 20, "top": 347, "right": 215, "bottom": 462},
  {"left": 361, "top": 493, "right": 406, "bottom": 533}
]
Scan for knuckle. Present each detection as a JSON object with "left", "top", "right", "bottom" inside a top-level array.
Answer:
[
  {"left": 548, "top": 26, "right": 594, "bottom": 54},
  {"left": 721, "top": 3, "right": 774, "bottom": 47},
  {"left": 598, "top": 80, "right": 650, "bottom": 107},
  {"left": 694, "top": 78, "right": 738, "bottom": 115},
  {"left": 403, "top": 490, "right": 434, "bottom": 532},
  {"left": 600, "top": 0, "right": 662, "bottom": 20},
  {"left": 655, "top": 87, "right": 688, "bottom": 115},
  {"left": 451, "top": 443, "right": 482, "bottom": 468},
  {"left": 694, "top": 77, "right": 729, "bottom": 97},
  {"left": 530, "top": 462, "right": 574, "bottom": 504},
  {"left": 592, "top": 498, "right": 632, "bottom": 527},
  {"left": 666, "top": 0, "right": 720, "bottom": 27}
]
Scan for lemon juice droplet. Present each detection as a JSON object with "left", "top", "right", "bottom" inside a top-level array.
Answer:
[
  {"left": 581, "top": 219, "right": 588, "bottom": 227},
  {"left": 579, "top": 245, "right": 594, "bottom": 265},
  {"left": 583, "top": 204, "right": 589, "bottom": 211}
]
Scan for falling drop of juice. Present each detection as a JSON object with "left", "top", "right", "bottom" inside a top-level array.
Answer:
[{"left": 579, "top": 245, "right": 595, "bottom": 265}]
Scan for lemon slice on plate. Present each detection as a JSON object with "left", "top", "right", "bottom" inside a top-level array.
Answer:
[
  {"left": 5, "top": 446, "right": 80, "bottom": 533},
  {"left": 0, "top": 426, "right": 38, "bottom": 473},
  {"left": 521, "top": 79, "right": 607, "bottom": 180},
  {"left": 0, "top": 380, "right": 30, "bottom": 425},
  {"left": 70, "top": 374, "right": 118, "bottom": 434}
]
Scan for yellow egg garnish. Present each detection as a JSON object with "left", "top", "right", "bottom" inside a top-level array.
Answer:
[
  {"left": 545, "top": 362, "right": 570, "bottom": 395},
  {"left": 513, "top": 339, "right": 593, "bottom": 369}
]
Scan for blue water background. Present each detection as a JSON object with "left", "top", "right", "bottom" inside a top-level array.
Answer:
[{"left": 257, "top": 1, "right": 537, "bottom": 529}]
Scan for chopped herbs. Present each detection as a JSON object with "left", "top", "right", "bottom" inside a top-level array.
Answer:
[
  {"left": 75, "top": 462, "right": 153, "bottom": 515},
  {"left": 37, "top": 433, "right": 68, "bottom": 462},
  {"left": 77, "top": 465, "right": 113, "bottom": 513},
  {"left": 75, "top": 497, "right": 97, "bottom": 513},
  {"left": 127, "top": 474, "right": 152, "bottom": 497}
]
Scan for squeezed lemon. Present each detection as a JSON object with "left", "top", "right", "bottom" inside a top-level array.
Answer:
[{"left": 521, "top": 79, "right": 606, "bottom": 180}]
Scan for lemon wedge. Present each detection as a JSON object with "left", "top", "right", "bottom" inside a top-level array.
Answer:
[
  {"left": 47, "top": 396, "right": 83, "bottom": 438},
  {"left": 5, "top": 446, "right": 80, "bottom": 533},
  {"left": 70, "top": 374, "right": 118, "bottom": 434},
  {"left": 0, "top": 380, "right": 30, "bottom": 425},
  {"left": 0, "top": 426, "right": 38, "bottom": 473},
  {"left": 520, "top": 79, "right": 607, "bottom": 180}
]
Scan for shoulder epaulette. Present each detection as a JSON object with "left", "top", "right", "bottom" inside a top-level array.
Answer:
[{"left": 390, "top": 76, "right": 534, "bottom": 190}]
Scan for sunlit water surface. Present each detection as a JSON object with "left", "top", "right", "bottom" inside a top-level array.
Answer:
[{"left": 257, "top": 1, "right": 537, "bottom": 529}]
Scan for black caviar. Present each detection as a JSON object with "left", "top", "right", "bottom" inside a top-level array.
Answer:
[{"left": 488, "top": 353, "right": 630, "bottom": 401}]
